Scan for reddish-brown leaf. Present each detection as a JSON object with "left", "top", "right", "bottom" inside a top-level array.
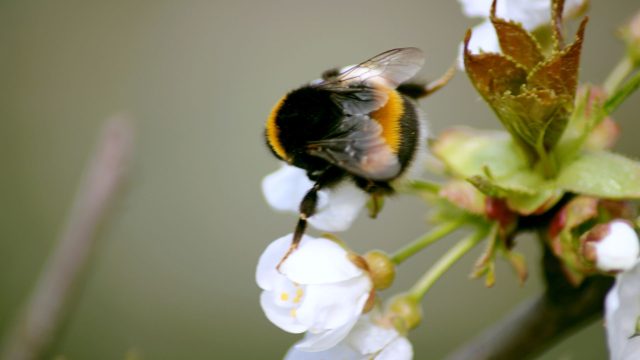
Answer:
[
  {"left": 491, "top": 17, "right": 544, "bottom": 70},
  {"left": 528, "top": 17, "right": 589, "bottom": 98},
  {"left": 463, "top": 30, "right": 528, "bottom": 101}
]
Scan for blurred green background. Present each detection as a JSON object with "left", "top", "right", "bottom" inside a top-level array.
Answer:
[{"left": 2, "top": 0, "right": 639, "bottom": 359}]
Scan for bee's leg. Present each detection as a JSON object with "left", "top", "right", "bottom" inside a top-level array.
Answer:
[
  {"left": 361, "top": 180, "right": 391, "bottom": 219},
  {"left": 367, "top": 193, "right": 384, "bottom": 219},
  {"left": 276, "top": 183, "right": 320, "bottom": 270},
  {"left": 397, "top": 63, "right": 456, "bottom": 99},
  {"left": 277, "top": 168, "right": 342, "bottom": 270}
]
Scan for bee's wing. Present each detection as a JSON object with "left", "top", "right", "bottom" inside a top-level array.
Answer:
[
  {"left": 326, "top": 47, "right": 425, "bottom": 88},
  {"left": 327, "top": 86, "right": 388, "bottom": 116},
  {"left": 318, "top": 48, "right": 424, "bottom": 115},
  {"left": 307, "top": 115, "right": 401, "bottom": 181}
]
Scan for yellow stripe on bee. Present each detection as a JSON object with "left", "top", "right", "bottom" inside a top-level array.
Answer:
[
  {"left": 370, "top": 88, "right": 404, "bottom": 154},
  {"left": 266, "top": 95, "right": 288, "bottom": 161}
]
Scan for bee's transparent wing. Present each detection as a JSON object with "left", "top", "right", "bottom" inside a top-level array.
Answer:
[
  {"left": 318, "top": 48, "right": 424, "bottom": 115},
  {"left": 326, "top": 47, "right": 425, "bottom": 88},
  {"left": 307, "top": 115, "right": 401, "bottom": 181}
]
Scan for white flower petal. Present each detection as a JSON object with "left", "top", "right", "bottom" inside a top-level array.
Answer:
[
  {"left": 501, "top": 0, "right": 549, "bottom": 29},
  {"left": 284, "top": 342, "right": 361, "bottom": 360},
  {"left": 377, "top": 337, "right": 413, "bottom": 360},
  {"left": 281, "top": 238, "right": 364, "bottom": 284},
  {"left": 308, "top": 183, "right": 367, "bottom": 232},
  {"left": 262, "top": 164, "right": 365, "bottom": 232},
  {"left": 285, "top": 312, "right": 414, "bottom": 359},
  {"left": 260, "top": 291, "right": 308, "bottom": 334},
  {"left": 296, "top": 276, "right": 371, "bottom": 331},
  {"left": 295, "top": 317, "right": 361, "bottom": 352},
  {"left": 347, "top": 316, "right": 398, "bottom": 355},
  {"left": 459, "top": 0, "right": 585, "bottom": 30},
  {"left": 457, "top": 20, "right": 500, "bottom": 69},
  {"left": 606, "top": 261, "right": 640, "bottom": 360},
  {"left": 256, "top": 233, "right": 298, "bottom": 290},
  {"left": 458, "top": 0, "right": 494, "bottom": 18},
  {"left": 467, "top": 20, "right": 501, "bottom": 54},
  {"left": 595, "top": 221, "right": 640, "bottom": 272},
  {"left": 262, "top": 164, "right": 315, "bottom": 213}
]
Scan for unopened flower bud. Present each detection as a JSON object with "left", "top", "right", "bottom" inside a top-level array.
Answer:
[
  {"left": 364, "top": 250, "right": 396, "bottom": 290},
  {"left": 386, "top": 294, "right": 422, "bottom": 332},
  {"left": 582, "top": 220, "right": 640, "bottom": 272},
  {"left": 621, "top": 10, "right": 640, "bottom": 65}
]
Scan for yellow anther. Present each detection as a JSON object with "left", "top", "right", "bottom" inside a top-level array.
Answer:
[
  {"left": 293, "top": 288, "right": 304, "bottom": 304},
  {"left": 280, "top": 292, "right": 289, "bottom": 302},
  {"left": 290, "top": 308, "right": 297, "bottom": 318}
]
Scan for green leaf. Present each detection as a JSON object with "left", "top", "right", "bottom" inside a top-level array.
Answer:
[
  {"left": 431, "top": 128, "right": 529, "bottom": 179},
  {"left": 557, "top": 151, "right": 640, "bottom": 198},
  {"left": 506, "top": 188, "right": 563, "bottom": 215}
]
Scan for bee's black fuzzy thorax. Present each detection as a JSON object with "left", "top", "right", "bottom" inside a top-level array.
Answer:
[{"left": 275, "top": 86, "right": 343, "bottom": 171}]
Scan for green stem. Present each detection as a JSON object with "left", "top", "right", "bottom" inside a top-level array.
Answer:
[
  {"left": 536, "top": 145, "right": 556, "bottom": 179},
  {"left": 404, "top": 179, "right": 441, "bottom": 194},
  {"left": 391, "top": 221, "right": 463, "bottom": 265},
  {"left": 408, "top": 228, "right": 487, "bottom": 301},
  {"left": 604, "top": 69, "right": 640, "bottom": 115},
  {"left": 603, "top": 57, "right": 633, "bottom": 94}
]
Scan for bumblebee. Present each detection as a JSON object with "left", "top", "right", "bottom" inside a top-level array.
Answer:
[{"left": 265, "top": 47, "right": 436, "bottom": 259}]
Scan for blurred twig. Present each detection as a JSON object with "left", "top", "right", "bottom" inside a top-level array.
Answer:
[
  {"left": 446, "top": 243, "right": 613, "bottom": 360},
  {"left": 1, "top": 117, "right": 135, "bottom": 360}
]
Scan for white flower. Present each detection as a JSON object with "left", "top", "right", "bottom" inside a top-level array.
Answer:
[
  {"left": 262, "top": 164, "right": 367, "bottom": 232},
  {"left": 457, "top": 0, "right": 587, "bottom": 67},
  {"left": 285, "top": 314, "right": 413, "bottom": 360},
  {"left": 606, "top": 261, "right": 640, "bottom": 360},
  {"left": 256, "top": 234, "right": 373, "bottom": 351},
  {"left": 591, "top": 221, "right": 640, "bottom": 272}
]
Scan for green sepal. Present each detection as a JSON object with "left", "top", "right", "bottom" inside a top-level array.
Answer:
[
  {"left": 463, "top": 10, "right": 588, "bottom": 166},
  {"left": 505, "top": 188, "right": 564, "bottom": 216},
  {"left": 431, "top": 128, "right": 528, "bottom": 179},
  {"left": 439, "top": 180, "right": 487, "bottom": 216},
  {"left": 470, "top": 222, "right": 528, "bottom": 287},
  {"left": 556, "top": 151, "right": 640, "bottom": 198}
]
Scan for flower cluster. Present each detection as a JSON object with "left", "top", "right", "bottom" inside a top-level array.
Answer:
[
  {"left": 257, "top": 0, "right": 640, "bottom": 358},
  {"left": 257, "top": 165, "right": 418, "bottom": 357}
]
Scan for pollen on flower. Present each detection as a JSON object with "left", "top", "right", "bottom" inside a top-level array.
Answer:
[
  {"left": 280, "top": 292, "right": 289, "bottom": 302},
  {"left": 293, "top": 288, "right": 304, "bottom": 304},
  {"left": 290, "top": 308, "right": 297, "bottom": 318}
]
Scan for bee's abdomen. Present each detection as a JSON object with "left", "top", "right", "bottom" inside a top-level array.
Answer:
[
  {"left": 396, "top": 96, "right": 419, "bottom": 170},
  {"left": 370, "top": 90, "right": 419, "bottom": 172}
]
